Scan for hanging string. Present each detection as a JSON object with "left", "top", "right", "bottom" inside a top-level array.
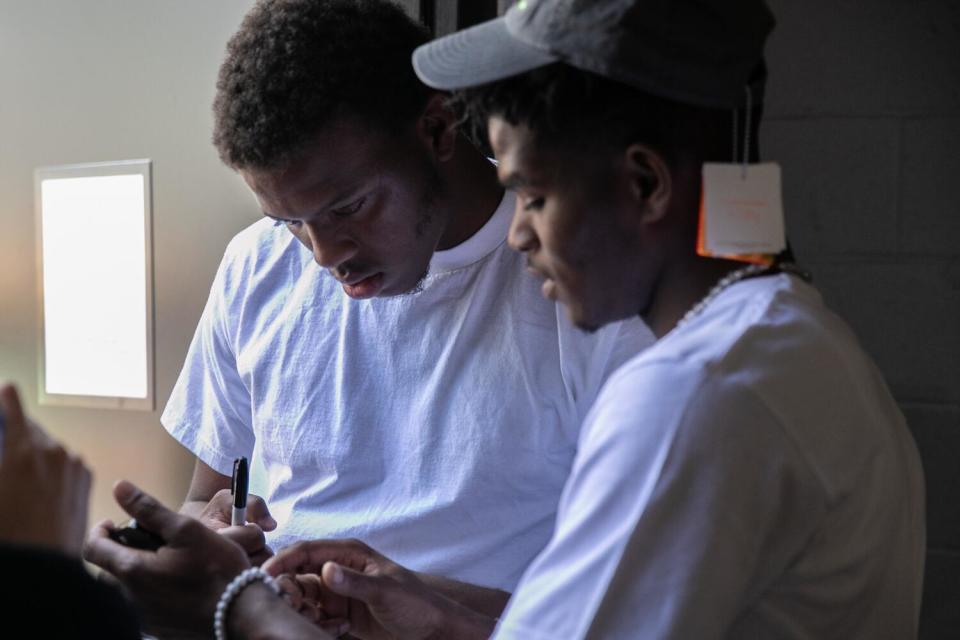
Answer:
[
  {"left": 732, "top": 106, "right": 739, "bottom": 164},
  {"left": 742, "top": 85, "right": 753, "bottom": 178}
]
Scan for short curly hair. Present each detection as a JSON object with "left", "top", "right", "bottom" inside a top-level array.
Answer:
[{"left": 213, "top": 0, "right": 432, "bottom": 170}]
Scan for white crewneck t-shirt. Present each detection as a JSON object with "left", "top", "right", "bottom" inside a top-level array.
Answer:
[
  {"left": 162, "top": 191, "right": 654, "bottom": 590},
  {"left": 496, "top": 273, "right": 925, "bottom": 638}
]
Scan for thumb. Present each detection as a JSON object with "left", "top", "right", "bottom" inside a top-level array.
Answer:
[
  {"left": 246, "top": 494, "right": 277, "bottom": 531},
  {"left": 322, "top": 562, "right": 386, "bottom": 605},
  {"left": 112, "top": 480, "right": 184, "bottom": 543}
]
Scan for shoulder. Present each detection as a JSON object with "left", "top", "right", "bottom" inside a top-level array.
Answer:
[
  {"left": 222, "top": 217, "right": 295, "bottom": 271},
  {"left": 213, "top": 218, "right": 303, "bottom": 298}
]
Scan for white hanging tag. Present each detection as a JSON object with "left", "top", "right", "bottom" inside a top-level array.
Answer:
[{"left": 697, "top": 162, "right": 786, "bottom": 261}]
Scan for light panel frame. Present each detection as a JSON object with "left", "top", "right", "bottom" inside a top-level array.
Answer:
[{"left": 34, "top": 159, "right": 155, "bottom": 410}]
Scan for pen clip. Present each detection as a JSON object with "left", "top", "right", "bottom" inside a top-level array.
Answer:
[
  {"left": 231, "top": 456, "right": 249, "bottom": 510},
  {"left": 231, "top": 457, "right": 240, "bottom": 497}
]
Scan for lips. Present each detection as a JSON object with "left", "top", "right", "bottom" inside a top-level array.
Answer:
[{"left": 341, "top": 272, "right": 384, "bottom": 299}]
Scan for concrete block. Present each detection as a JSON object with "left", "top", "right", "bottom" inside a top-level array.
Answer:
[
  {"left": 920, "top": 549, "right": 960, "bottom": 640},
  {"left": 808, "top": 262, "right": 960, "bottom": 405},
  {"left": 763, "top": 118, "right": 900, "bottom": 258},
  {"left": 901, "top": 404, "right": 960, "bottom": 550},
  {"left": 765, "top": 0, "right": 960, "bottom": 117},
  {"left": 900, "top": 118, "right": 960, "bottom": 255}
]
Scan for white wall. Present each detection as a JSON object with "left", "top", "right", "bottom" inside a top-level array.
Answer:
[{"left": 0, "top": 0, "right": 259, "bottom": 524}]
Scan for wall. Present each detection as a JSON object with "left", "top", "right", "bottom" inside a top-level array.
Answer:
[
  {"left": 762, "top": 1, "right": 960, "bottom": 637},
  {"left": 0, "top": 1, "right": 260, "bottom": 525}
]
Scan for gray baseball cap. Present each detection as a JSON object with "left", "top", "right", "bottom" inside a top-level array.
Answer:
[{"left": 413, "top": 0, "right": 774, "bottom": 109}]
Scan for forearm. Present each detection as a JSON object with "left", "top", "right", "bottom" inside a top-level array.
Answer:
[
  {"left": 416, "top": 572, "right": 511, "bottom": 620},
  {"left": 433, "top": 595, "right": 499, "bottom": 640},
  {"left": 228, "top": 583, "right": 331, "bottom": 640}
]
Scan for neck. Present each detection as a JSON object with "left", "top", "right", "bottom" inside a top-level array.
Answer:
[
  {"left": 643, "top": 256, "right": 745, "bottom": 339},
  {"left": 435, "top": 136, "right": 504, "bottom": 250}
]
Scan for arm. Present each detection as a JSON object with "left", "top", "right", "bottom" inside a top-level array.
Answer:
[
  {"left": 180, "top": 457, "right": 232, "bottom": 518},
  {"left": 1, "top": 543, "right": 141, "bottom": 639},
  {"left": 229, "top": 582, "right": 335, "bottom": 640},
  {"left": 495, "top": 369, "right": 824, "bottom": 639},
  {"left": 415, "top": 572, "right": 510, "bottom": 619}
]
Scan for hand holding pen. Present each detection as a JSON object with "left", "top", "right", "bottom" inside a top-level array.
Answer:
[{"left": 221, "top": 456, "right": 274, "bottom": 566}]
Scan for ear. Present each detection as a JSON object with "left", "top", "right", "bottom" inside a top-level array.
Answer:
[
  {"left": 416, "top": 92, "right": 458, "bottom": 162},
  {"left": 623, "top": 143, "right": 672, "bottom": 224}
]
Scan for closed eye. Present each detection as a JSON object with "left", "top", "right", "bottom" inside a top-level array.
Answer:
[
  {"left": 520, "top": 196, "right": 545, "bottom": 212},
  {"left": 267, "top": 215, "right": 302, "bottom": 228},
  {"left": 331, "top": 197, "right": 366, "bottom": 219}
]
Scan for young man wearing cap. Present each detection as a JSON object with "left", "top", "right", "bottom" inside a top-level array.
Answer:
[
  {"left": 258, "top": 1, "right": 925, "bottom": 637},
  {"left": 166, "top": 0, "right": 651, "bottom": 610}
]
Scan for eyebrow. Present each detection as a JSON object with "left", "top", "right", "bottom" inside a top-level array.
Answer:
[
  {"left": 261, "top": 184, "right": 368, "bottom": 223},
  {"left": 499, "top": 171, "right": 531, "bottom": 190}
]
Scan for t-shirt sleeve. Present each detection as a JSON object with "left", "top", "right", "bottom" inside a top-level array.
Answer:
[
  {"left": 494, "top": 363, "right": 826, "bottom": 640},
  {"left": 161, "top": 246, "right": 255, "bottom": 477}
]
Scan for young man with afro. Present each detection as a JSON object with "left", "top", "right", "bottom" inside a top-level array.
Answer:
[{"left": 162, "top": 0, "right": 652, "bottom": 615}]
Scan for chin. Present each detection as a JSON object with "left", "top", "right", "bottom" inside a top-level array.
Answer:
[
  {"left": 565, "top": 302, "right": 603, "bottom": 334},
  {"left": 384, "top": 266, "right": 430, "bottom": 297},
  {"left": 568, "top": 295, "right": 634, "bottom": 334}
]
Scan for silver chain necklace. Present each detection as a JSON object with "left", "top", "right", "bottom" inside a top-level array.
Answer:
[{"left": 674, "top": 263, "right": 771, "bottom": 330}]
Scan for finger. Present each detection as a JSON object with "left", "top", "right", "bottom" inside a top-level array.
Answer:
[
  {"left": 83, "top": 519, "right": 143, "bottom": 578},
  {"left": 65, "top": 458, "right": 94, "bottom": 555},
  {"left": 295, "top": 573, "right": 324, "bottom": 602},
  {"left": 246, "top": 495, "right": 277, "bottom": 531},
  {"left": 317, "top": 618, "right": 351, "bottom": 637},
  {"left": 321, "top": 562, "right": 385, "bottom": 606},
  {"left": 112, "top": 480, "right": 189, "bottom": 544},
  {"left": 219, "top": 523, "right": 267, "bottom": 555},
  {"left": 275, "top": 574, "right": 304, "bottom": 609},
  {"left": 264, "top": 539, "right": 373, "bottom": 578},
  {"left": 200, "top": 490, "right": 236, "bottom": 530},
  {"left": 249, "top": 547, "right": 274, "bottom": 567},
  {"left": 0, "top": 383, "right": 29, "bottom": 445}
]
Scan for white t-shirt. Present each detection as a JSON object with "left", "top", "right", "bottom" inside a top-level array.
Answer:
[
  {"left": 496, "top": 273, "right": 925, "bottom": 639},
  {"left": 162, "top": 191, "right": 654, "bottom": 590}
]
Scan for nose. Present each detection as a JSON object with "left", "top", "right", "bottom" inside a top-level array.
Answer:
[
  {"left": 304, "top": 223, "right": 358, "bottom": 269},
  {"left": 507, "top": 201, "right": 538, "bottom": 253}
]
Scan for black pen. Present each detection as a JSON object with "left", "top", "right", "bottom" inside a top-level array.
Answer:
[{"left": 231, "top": 456, "right": 249, "bottom": 526}]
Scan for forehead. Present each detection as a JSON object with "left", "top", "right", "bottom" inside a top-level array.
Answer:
[
  {"left": 488, "top": 117, "right": 537, "bottom": 181},
  {"left": 489, "top": 116, "right": 574, "bottom": 190},
  {"left": 242, "top": 117, "right": 404, "bottom": 207}
]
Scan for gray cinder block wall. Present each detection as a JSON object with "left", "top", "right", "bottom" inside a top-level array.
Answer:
[{"left": 762, "top": 1, "right": 960, "bottom": 637}]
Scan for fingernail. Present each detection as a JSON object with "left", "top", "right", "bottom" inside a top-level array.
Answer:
[
  {"left": 329, "top": 563, "right": 344, "bottom": 584},
  {"left": 113, "top": 480, "right": 135, "bottom": 501}
]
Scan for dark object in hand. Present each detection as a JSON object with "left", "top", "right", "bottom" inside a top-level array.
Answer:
[{"left": 108, "top": 520, "right": 165, "bottom": 551}]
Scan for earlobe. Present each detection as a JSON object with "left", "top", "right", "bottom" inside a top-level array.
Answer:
[
  {"left": 417, "top": 92, "right": 458, "bottom": 162},
  {"left": 625, "top": 144, "right": 671, "bottom": 224}
]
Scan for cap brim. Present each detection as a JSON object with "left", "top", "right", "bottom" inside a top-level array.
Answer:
[{"left": 413, "top": 17, "right": 558, "bottom": 90}]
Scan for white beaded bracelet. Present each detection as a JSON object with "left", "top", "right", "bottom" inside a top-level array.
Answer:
[{"left": 214, "top": 567, "right": 281, "bottom": 640}]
